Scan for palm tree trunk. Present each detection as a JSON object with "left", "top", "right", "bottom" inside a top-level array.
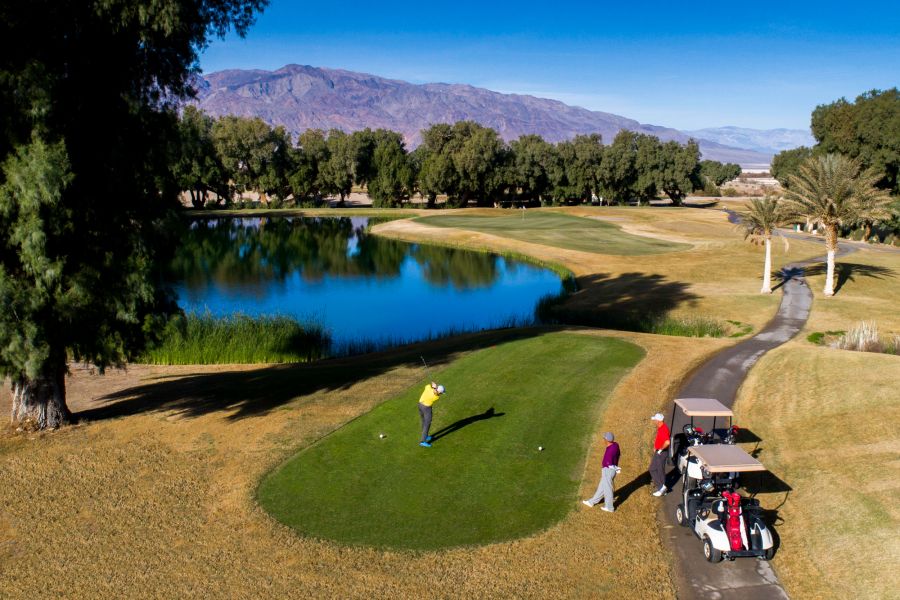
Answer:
[
  {"left": 824, "top": 223, "right": 838, "bottom": 296},
  {"left": 761, "top": 235, "right": 773, "bottom": 294}
]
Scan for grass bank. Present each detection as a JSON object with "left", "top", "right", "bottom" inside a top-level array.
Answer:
[
  {"left": 735, "top": 342, "right": 900, "bottom": 600},
  {"left": 140, "top": 313, "right": 331, "bottom": 364},
  {"left": 417, "top": 212, "right": 689, "bottom": 255},
  {"left": 258, "top": 333, "right": 643, "bottom": 550}
]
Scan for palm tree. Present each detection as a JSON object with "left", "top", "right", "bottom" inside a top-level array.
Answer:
[
  {"left": 736, "top": 196, "right": 788, "bottom": 294},
  {"left": 783, "top": 154, "right": 894, "bottom": 296}
]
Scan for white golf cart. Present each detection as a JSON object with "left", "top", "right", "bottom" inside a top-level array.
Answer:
[
  {"left": 674, "top": 444, "right": 776, "bottom": 563},
  {"left": 669, "top": 397, "right": 739, "bottom": 474}
]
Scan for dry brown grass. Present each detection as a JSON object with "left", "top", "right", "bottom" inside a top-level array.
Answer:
[
  {"left": 0, "top": 330, "right": 727, "bottom": 598},
  {"left": 800, "top": 247, "right": 900, "bottom": 334},
  {"left": 735, "top": 342, "right": 900, "bottom": 600}
]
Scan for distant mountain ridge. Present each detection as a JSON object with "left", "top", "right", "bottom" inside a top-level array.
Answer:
[
  {"left": 193, "top": 64, "right": 780, "bottom": 166},
  {"left": 684, "top": 126, "right": 815, "bottom": 156}
]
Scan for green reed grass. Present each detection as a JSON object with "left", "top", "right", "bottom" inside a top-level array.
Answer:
[{"left": 140, "top": 312, "right": 331, "bottom": 364}]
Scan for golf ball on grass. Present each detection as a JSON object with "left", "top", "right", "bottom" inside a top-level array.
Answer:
[
  {"left": 379, "top": 433, "right": 386, "bottom": 439},
  {"left": 538, "top": 446, "right": 544, "bottom": 451}
]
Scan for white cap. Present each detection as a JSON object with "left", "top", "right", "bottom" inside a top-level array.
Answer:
[
  {"left": 651, "top": 413, "right": 665, "bottom": 421},
  {"left": 436, "top": 385, "right": 445, "bottom": 394}
]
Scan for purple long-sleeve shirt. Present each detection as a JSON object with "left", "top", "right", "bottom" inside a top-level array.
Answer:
[{"left": 602, "top": 442, "right": 620, "bottom": 468}]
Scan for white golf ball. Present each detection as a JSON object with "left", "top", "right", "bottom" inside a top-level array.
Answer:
[
  {"left": 379, "top": 433, "right": 386, "bottom": 439},
  {"left": 538, "top": 446, "right": 544, "bottom": 451}
]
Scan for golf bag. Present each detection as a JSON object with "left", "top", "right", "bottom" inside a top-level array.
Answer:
[{"left": 722, "top": 491, "right": 744, "bottom": 551}]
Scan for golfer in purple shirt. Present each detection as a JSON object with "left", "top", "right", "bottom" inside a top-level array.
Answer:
[{"left": 582, "top": 432, "right": 621, "bottom": 512}]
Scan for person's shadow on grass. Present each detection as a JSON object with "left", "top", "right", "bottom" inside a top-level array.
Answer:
[
  {"left": 430, "top": 407, "right": 505, "bottom": 441},
  {"left": 614, "top": 472, "right": 651, "bottom": 506}
]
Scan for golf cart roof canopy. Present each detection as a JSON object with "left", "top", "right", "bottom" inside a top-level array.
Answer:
[
  {"left": 674, "top": 397, "right": 734, "bottom": 417},
  {"left": 688, "top": 445, "right": 766, "bottom": 473}
]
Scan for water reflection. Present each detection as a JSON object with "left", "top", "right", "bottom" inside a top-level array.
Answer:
[{"left": 169, "top": 217, "right": 562, "bottom": 348}]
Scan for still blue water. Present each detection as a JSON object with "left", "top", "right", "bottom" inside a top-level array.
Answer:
[{"left": 170, "top": 217, "right": 564, "bottom": 349}]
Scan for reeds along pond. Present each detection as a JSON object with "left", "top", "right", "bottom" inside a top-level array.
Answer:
[{"left": 140, "top": 312, "right": 331, "bottom": 364}]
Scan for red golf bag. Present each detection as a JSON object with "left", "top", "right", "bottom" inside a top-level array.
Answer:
[{"left": 722, "top": 491, "right": 744, "bottom": 551}]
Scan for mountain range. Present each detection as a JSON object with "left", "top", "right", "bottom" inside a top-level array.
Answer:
[
  {"left": 193, "top": 64, "right": 807, "bottom": 167},
  {"left": 684, "top": 126, "right": 814, "bottom": 155}
]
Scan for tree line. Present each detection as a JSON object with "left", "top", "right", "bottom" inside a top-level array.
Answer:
[{"left": 175, "top": 107, "right": 740, "bottom": 209}]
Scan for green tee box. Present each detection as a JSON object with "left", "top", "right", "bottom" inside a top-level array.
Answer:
[{"left": 258, "top": 333, "right": 643, "bottom": 550}]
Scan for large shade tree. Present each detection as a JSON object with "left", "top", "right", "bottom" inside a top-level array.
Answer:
[
  {"left": 0, "top": 1, "right": 266, "bottom": 429},
  {"left": 173, "top": 106, "right": 229, "bottom": 208},
  {"left": 656, "top": 139, "right": 701, "bottom": 206},
  {"left": 783, "top": 154, "right": 894, "bottom": 296},
  {"left": 212, "top": 115, "right": 290, "bottom": 206}
]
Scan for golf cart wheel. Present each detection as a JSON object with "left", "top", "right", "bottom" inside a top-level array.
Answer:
[
  {"left": 703, "top": 537, "right": 723, "bottom": 563},
  {"left": 675, "top": 504, "right": 688, "bottom": 527}
]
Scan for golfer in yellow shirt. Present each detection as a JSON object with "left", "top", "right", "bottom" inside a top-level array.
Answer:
[{"left": 418, "top": 381, "right": 445, "bottom": 447}]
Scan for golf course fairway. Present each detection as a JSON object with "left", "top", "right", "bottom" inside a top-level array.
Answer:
[
  {"left": 258, "top": 332, "right": 644, "bottom": 550},
  {"left": 416, "top": 212, "right": 688, "bottom": 255}
]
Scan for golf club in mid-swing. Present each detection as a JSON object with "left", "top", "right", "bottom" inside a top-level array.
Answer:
[
  {"left": 420, "top": 355, "right": 433, "bottom": 383},
  {"left": 420, "top": 356, "right": 445, "bottom": 397}
]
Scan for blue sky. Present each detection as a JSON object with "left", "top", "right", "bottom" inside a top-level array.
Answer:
[{"left": 199, "top": 1, "right": 899, "bottom": 131}]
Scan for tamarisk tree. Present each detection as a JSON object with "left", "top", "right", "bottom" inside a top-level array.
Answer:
[{"left": 0, "top": 0, "right": 267, "bottom": 429}]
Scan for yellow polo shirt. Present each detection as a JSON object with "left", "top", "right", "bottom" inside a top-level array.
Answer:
[{"left": 419, "top": 385, "right": 440, "bottom": 407}]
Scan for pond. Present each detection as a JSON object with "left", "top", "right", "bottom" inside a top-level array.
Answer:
[{"left": 169, "top": 217, "right": 566, "bottom": 351}]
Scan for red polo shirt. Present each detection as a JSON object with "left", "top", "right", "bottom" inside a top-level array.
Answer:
[{"left": 654, "top": 423, "right": 671, "bottom": 451}]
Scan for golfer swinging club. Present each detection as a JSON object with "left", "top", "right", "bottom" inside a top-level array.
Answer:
[{"left": 418, "top": 381, "right": 445, "bottom": 447}]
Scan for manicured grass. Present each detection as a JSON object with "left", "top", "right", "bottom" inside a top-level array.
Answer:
[
  {"left": 257, "top": 333, "right": 644, "bottom": 550},
  {"left": 416, "top": 212, "right": 688, "bottom": 255},
  {"left": 139, "top": 313, "right": 330, "bottom": 364},
  {"left": 736, "top": 343, "right": 900, "bottom": 600}
]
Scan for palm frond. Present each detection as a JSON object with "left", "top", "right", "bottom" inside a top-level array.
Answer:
[{"left": 782, "top": 153, "right": 893, "bottom": 228}]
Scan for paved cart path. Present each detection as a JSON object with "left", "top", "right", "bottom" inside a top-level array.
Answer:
[{"left": 660, "top": 244, "right": 856, "bottom": 600}]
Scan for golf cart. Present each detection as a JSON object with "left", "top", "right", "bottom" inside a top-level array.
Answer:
[
  {"left": 674, "top": 444, "right": 776, "bottom": 563},
  {"left": 669, "top": 397, "right": 740, "bottom": 475}
]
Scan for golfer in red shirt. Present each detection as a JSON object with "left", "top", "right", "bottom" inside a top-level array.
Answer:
[{"left": 649, "top": 413, "right": 670, "bottom": 496}]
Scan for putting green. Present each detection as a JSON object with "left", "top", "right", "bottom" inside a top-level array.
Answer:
[
  {"left": 416, "top": 212, "right": 688, "bottom": 255},
  {"left": 257, "top": 333, "right": 644, "bottom": 550}
]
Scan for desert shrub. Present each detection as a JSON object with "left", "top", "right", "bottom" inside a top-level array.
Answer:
[{"left": 830, "top": 321, "right": 899, "bottom": 354}]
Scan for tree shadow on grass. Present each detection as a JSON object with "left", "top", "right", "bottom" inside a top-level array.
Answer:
[
  {"left": 776, "top": 262, "right": 895, "bottom": 294},
  {"left": 545, "top": 272, "right": 699, "bottom": 331},
  {"left": 430, "top": 406, "right": 505, "bottom": 441},
  {"left": 77, "top": 329, "right": 538, "bottom": 423}
]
